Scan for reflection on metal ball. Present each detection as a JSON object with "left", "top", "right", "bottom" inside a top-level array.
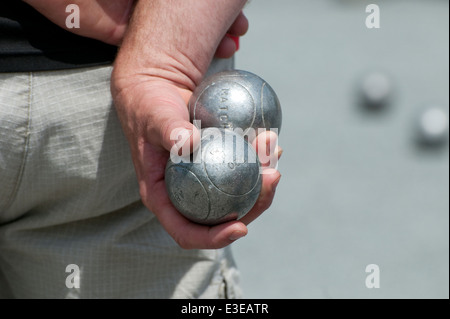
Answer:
[
  {"left": 165, "top": 128, "right": 262, "bottom": 225},
  {"left": 360, "top": 71, "right": 393, "bottom": 110},
  {"left": 416, "top": 106, "right": 449, "bottom": 146},
  {"left": 189, "top": 70, "right": 282, "bottom": 137}
]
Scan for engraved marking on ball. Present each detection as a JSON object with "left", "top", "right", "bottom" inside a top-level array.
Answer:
[
  {"left": 219, "top": 88, "right": 231, "bottom": 128},
  {"left": 228, "top": 162, "right": 242, "bottom": 170}
]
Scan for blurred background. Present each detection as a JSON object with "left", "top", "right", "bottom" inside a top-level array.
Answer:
[{"left": 232, "top": 0, "right": 449, "bottom": 299}]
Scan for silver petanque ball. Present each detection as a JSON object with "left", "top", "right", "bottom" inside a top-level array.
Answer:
[
  {"left": 416, "top": 106, "right": 449, "bottom": 146},
  {"left": 360, "top": 71, "right": 393, "bottom": 109},
  {"left": 165, "top": 128, "right": 262, "bottom": 226},
  {"left": 189, "top": 70, "right": 282, "bottom": 137}
]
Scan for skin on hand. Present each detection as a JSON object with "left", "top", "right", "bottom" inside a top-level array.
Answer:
[
  {"left": 216, "top": 11, "right": 249, "bottom": 59},
  {"left": 22, "top": 0, "right": 249, "bottom": 55}
]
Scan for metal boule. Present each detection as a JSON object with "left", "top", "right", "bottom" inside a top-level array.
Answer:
[
  {"left": 165, "top": 128, "right": 262, "bottom": 226},
  {"left": 189, "top": 70, "right": 282, "bottom": 138}
]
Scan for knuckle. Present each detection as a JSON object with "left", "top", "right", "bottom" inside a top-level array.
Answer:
[
  {"left": 174, "top": 235, "right": 193, "bottom": 250},
  {"left": 138, "top": 187, "right": 146, "bottom": 202},
  {"left": 139, "top": 188, "right": 151, "bottom": 208},
  {"left": 255, "top": 193, "right": 274, "bottom": 212}
]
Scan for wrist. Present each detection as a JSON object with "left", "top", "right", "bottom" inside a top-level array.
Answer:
[{"left": 113, "top": 0, "right": 246, "bottom": 91}]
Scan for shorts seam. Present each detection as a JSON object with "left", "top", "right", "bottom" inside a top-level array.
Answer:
[{"left": 3, "top": 72, "right": 33, "bottom": 212}]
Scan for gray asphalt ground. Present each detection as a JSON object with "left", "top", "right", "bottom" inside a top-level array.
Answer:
[{"left": 232, "top": 0, "right": 449, "bottom": 299}]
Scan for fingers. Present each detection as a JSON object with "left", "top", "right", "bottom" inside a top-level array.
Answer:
[
  {"left": 160, "top": 206, "right": 249, "bottom": 250},
  {"left": 252, "top": 130, "right": 280, "bottom": 169},
  {"left": 239, "top": 132, "right": 282, "bottom": 226},
  {"left": 239, "top": 169, "right": 281, "bottom": 226},
  {"left": 215, "top": 11, "right": 249, "bottom": 59},
  {"left": 215, "top": 36, "right": 238, "bottom": 59},
  {"left": 227, "top": 11, "right": 249, "bottom": 37},
  {"left": 147, "top": 174, "right": 249, "bottom": 250}
]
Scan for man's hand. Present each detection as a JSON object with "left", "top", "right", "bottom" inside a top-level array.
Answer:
[
  {"left": 112, "top": 78, "right": 282, "bottom": 250},
  {"left": 112, "top": 0, "right": 281, "bottom": 249}
]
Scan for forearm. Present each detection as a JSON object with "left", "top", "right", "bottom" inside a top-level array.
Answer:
[
  {"left": 22, "top": 0, "right": 134, "bottom": 45},
  {"left": 113, "top": 0, "right": 247, "bottom": 91}
]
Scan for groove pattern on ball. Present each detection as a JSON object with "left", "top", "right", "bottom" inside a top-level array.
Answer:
[{"left": 189, "top": 70, "right": 282, "bottom": 135}]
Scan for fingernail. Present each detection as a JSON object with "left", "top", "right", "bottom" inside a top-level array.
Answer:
[
  {"left": 271, "top": 175, "right": 281, "bottom": 193},
  {"left": 276, "top": 147, "right": 283, "bottom": 159},
  {"left": 229, "top": 231, "right": 246, "bottom": 242},
  {"left": 227, "top": 34, "right": 240, "bottom": 51}
]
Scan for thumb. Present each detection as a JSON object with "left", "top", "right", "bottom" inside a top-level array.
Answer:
[
  {"left": 144, "top": 83, "right": 201, "bottom": 155},
  {"left": 163, "top": 118, "right": 202, "bottom": 158}
]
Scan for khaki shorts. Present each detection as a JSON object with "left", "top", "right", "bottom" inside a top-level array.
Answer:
[{"left": 0, "top": 59, "right": 242, "bottom": 299}]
